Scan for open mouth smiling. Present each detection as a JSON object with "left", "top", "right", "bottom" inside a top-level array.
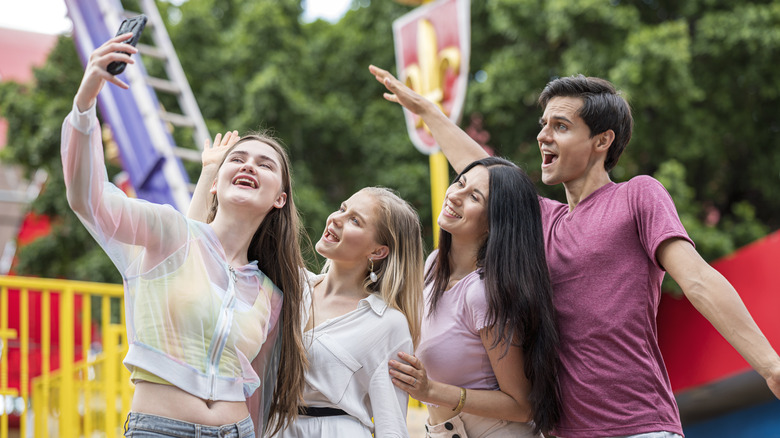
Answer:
[
  {"left": 232, "top": 176, "right": 258, "bottom": 188},
  {"left": 542, "top": 152, "right": 558, "bottom": 166},
  {"left": 323, "top": 228, "right": 340, "bottom": 242},
  {"left": 443, "top": 203, "right": 462, "bottom": 219}
]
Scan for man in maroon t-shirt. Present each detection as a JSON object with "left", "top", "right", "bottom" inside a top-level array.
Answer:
[{"left": 370, "top": 65, "right": 780, "bottom": 437}]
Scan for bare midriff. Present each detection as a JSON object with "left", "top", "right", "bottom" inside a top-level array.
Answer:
[{"left": 131, "top": 381, "right": 250, "bottom": 426}]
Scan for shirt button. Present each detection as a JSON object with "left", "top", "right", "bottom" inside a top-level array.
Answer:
[
  {"left": 444, "top": 422, "right": 454, "bottom": 430},
  {"left": 453, "top": 435, "right": 461, "bottom": 438}
]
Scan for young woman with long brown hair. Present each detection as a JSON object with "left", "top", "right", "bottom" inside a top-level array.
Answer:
[{"left": 62, "top": 35, "right": 306, "bottom": 438}]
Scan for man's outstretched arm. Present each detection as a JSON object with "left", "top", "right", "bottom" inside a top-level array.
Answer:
[{"left": 658, "top": 237, "right": 780, "bottom": 399}]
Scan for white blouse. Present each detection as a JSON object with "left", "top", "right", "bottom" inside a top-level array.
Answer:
[{"left": 278, "top": 274, "right": 413, "bottom": 437}]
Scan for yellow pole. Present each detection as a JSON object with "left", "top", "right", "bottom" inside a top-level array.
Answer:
[
  {"left": 0, "top": 285, "right": 11, "bottom": 438},
  {"left": 103, "top": 297, "right": 114, "bottom": 437},
  {"left": 429, "top": 151, "right": 449, "bottom": 248},
  {"left": 59, "top": 289, "right": 76, "bottom": 437},
  {"left": 20, "top": 289, "right": 29, "bottom": 438},
  {"left": 105, "top": 325, "right": 120, "bottom": 438},
  {"left": 82, "top": 296, "right": 92, "bottom": 437},
  {"left": 40, "top": 291, "right": 51, "bottom": 437}
]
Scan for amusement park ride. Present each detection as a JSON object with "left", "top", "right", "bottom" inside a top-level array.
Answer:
[
  {"left": 64, "top": 0, "right": 210, "bottom": 211},
  {"left": 0, "top": 0, "right": 778, "bottom": 437}
]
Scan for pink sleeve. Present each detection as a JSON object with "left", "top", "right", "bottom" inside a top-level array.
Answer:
[
  {"left": 627, "top": 176, "right": 693, "bottom": 270},
  {"left": 61, "top": 104, "right": 188, "bottom": 273},
  {"left": 463, "top": 275, "right": 490, "bottom": 332}
]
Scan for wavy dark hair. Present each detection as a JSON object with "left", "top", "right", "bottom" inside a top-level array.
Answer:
[
  {"left": 206, "top": 132, "right": 306, "bottom": 435},
  {"left": 425, "top": 157, "right": 562, "bottom": 434}
]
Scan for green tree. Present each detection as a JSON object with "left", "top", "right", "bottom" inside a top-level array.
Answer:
[
  {"left": 465, "top": 0, "right": 777, "bottom": 250},
  {"left": 2, "top": 0, "right": 778, "bottom": 284},
  {"left": 0, "top": 37, "right": 121, "bottom": 282}
]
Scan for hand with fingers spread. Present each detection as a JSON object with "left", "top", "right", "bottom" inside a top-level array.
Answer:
[
  {"left": 75, "top": 33, "right": 138, "bottom": 112},
  {"left": 368, "top": 65, "right": 441, "bottom": 118},
  {"left": 389, "top": 351, "right": 434, "bottom": 403},
  {"left": 202, "top": 130, "right": 240, "bottom": 168},
  {"left": 369, "top": 64, "right": 489, "bottom": 173},
  {"left": 186, "top": 130, "right": 240, "bottom": 222}
]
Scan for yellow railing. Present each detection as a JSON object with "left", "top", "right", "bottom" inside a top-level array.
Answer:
[
  {"left": 0, "top": 275, "right": 132, "bottom": 438},
  {"left": 0, "top": 274, "right": 428, "bottom": 437}
]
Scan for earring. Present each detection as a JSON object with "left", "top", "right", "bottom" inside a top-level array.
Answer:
[{"left": 368, "top": 258, "right": 378, "bottom": 283}]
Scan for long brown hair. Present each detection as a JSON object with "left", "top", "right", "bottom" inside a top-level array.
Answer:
[{"left": 207, "top": 132, "right": 306, "bottom": 434}]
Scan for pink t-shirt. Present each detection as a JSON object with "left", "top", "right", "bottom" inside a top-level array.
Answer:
[
  {"left": 541, "top": 176, "right": 691, "bottom": 438},
  {"left": 416, "top": 254, "right": 499, "bottom": 391}
]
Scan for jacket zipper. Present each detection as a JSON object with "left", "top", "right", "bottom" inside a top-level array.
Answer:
[{"left": 206, "top": 270, "right": 237, "bottom": 400}]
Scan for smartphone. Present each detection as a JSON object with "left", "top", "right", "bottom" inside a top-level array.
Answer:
[{"left": 107, "top": 15, "right": 148, "bottom": 75}]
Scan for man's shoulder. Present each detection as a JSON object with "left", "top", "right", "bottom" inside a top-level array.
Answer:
[
  {"left": 621, "top": 175, "right": 666, "bottom": 191},
  {"left": 538, "top": 195, "right": 567, "bottom": 217},
  {"left": 620, "top": 175, "right": 663, "bottom": 187},
  {"left": 606, "top": 175, "right": 671, "bottom": 205},
  {"left": 618, "top": 175, "right": 678, "bottom": 207}
]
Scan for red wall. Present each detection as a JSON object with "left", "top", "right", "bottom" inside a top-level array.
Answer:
[{"left": 658, "top": 231, "right": 780, "bottom": 392}]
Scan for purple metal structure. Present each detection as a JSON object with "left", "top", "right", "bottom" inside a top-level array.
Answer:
[{"left": 64, "top": 0, "right": 191, "bottom": 211}]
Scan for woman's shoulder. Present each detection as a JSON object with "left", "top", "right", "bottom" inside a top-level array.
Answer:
[
  {"left": 367, "top": 296, "right": 411, "bottom": 336},
  {"left": 424, "top": 250, "right": 438, "bottom": 271},
  {"left": 458, "top": 269, "right": 485, "bottom": 292},
  {"left": 457, "top": 270, "right": 488, "bottom": 306},
  {"left": 380, "top": 304, "right": 411, "bottom": 327}
]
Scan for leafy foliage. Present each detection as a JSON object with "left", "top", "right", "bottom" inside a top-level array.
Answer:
[{"left": 2, "top": 0, "right": 778, "bottom": 286}]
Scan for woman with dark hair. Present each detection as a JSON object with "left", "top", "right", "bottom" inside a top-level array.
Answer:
[
  {"left": 63, "top": 35, "right": 306, "bottom": 438},
  {"left": 371, "top": 68, "right": 561, "bottom": 437}
]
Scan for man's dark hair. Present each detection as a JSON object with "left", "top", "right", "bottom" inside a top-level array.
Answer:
[{"left": 539, "top": 75, "right": 633, "bottom": 172}]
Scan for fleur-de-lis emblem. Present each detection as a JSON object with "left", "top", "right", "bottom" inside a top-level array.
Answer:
[{"left": 402, "top": 19, "right": 461, "bottom": 129}]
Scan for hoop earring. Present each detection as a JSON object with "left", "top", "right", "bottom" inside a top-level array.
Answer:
[{"left": 368, "top": 258, "right": 378, "bottom": 283}]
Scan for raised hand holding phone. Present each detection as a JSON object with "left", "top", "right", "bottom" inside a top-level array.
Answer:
[
  {"left": 74, "top": 35, "right": 139, "bottom": 112},
  {"left": 107, "top": 15, "right": 147, "bottom": 75}
]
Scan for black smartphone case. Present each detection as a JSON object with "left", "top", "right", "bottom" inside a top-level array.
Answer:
[{"left": 107, "top": 15, "right": 148, "bottom": 76}]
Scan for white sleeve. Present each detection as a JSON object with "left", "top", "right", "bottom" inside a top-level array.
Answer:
[
  {"left": 61, "top": 100, "right": 188, "bottom": 274},
  {"left": 369, "top": 337, "right": 413, "bottom": 438}
]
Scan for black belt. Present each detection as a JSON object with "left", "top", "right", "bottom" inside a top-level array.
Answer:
[{"left": 299, "top": 406, "right": 349, "bottom": 417}]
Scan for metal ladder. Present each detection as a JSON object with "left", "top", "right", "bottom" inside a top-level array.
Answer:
[
  {"left": 65, "top": 0, "right": 209, "bottom": 212},
  {"left": 129, "top": 0, "right": 210, "bottom": 163}
]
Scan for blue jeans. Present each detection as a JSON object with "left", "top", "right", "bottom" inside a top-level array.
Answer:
[{"left": 124, "top": 412, "right": 255, "bottom": 438}]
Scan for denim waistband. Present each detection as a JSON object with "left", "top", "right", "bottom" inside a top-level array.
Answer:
[{"left": 124, "top": 412, "right": 254, "bottom": 438}]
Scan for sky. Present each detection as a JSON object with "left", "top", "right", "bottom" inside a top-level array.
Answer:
[{"left": 0, "top": 0, "right": 353, "bottom": 35}]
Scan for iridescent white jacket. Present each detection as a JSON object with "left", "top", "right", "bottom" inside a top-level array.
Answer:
[{"left": 61, "top": 103, "right": 282, "bottom": 406}]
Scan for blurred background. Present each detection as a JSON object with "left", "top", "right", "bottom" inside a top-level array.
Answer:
[
  {"left": 1, "top": 1, "right": 779, "bottom": 437},
  {"left": 3, "top": 0, "right": 779, "bottom": 280}
]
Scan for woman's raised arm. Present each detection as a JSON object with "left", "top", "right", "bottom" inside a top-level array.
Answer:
[{"left": 62, "top": 35, "right": 186, "bottom": 270}]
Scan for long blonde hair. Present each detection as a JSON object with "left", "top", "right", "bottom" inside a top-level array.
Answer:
[
  {"left": 207, "top": 132, "right": 307, "bottom": 435},
  {"left": 359, "top": 187, "right": 424, "bottom": 346}
]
